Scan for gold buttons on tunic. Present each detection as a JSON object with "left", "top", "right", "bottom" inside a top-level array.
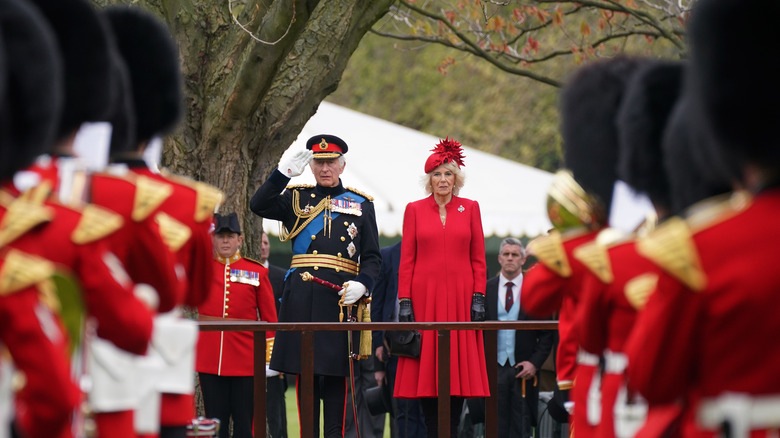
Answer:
[
  {"left": 337, "top": 252, "right": 342, "bottom": 257},
  {"left": 344, "top": 221, "right": 349, "bottom": 226},
  {"left": 311, "top": 193, "right": 316, "bottom": 198},
  {"left": 340, "top": 236, "right": 345, "bottom": 241},
  {"left": 312, "top": 250, "right": 318, "bottom": 255},
  {"left": 311, "top": 235, "right": 316, "bottom": 240},
  {"left": 313, "top": 266, "right": 319, "bottom": 271}
]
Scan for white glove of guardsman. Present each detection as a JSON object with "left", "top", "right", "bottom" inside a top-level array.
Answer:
[
  {"left": 339, "top": 280, "right": 367, "bottom": 305},
  {"left": 278, "top": 149, "right": 314, "bottom": 178}
]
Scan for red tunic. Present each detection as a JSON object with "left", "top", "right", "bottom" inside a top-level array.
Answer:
[
  {"left": 521, "top": 228, "right": 599, "bottom": 437},
  {"left": 0, "top": 193, "right": 154, "bottom": 355},
  {"left": 89, "top": 171, "right": 180, "bottom": 312},
  {"left": 626, "top": 190, "right": 780, "bottom": 437},
  {"left": 394, "top": 195, "right": 489, "bottom": 398},
  {"left": 575, "top": 237, "right": 662, "bottom": 437},
  {"left": 0, "top": 251, "right": 80, "bottom": 438},
  {"left": 196, "top": 254, "right": 277, "bottom": 376}
]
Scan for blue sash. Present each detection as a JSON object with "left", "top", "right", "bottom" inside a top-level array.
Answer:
[{"left": 284, "top": 191, "right": 365, "bottom": 281}]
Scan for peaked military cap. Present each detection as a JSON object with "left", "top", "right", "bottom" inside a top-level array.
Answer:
[{"left": 306, "top": 134, "right": 348, "bottom": 159}]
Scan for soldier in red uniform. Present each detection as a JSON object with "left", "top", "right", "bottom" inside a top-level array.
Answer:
[
  {"left": 196, "top": 213, "right": 278, "bottom": 438},
  {"left": 626, "top": 0, "right": 780, "bottom": 436},
  {"left": 521, "top": 57, "right": 642, "bottom": 437},
  {"left": 100, "top": 7, "right": 223, "bottom": 437},
  {"left": 573, "top": 60, "right": 684, "bottom": 438},
  {"left": 0, "top": 2, "right": 159, "bottom": 437}
]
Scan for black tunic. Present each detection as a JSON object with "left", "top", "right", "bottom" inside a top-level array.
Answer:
[{"left": 250, "top": 170, "right": 381, "bottom": 376}]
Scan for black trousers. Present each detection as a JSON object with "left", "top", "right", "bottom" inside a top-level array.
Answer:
[
  {"left": 199, "top": 373, "right": 254, "bottom": 438},
  {"left": 420, "top": 397, "right": 463, "bottom": 438},
  {"left": 297, "top": 374, "right": 347, "bottom": 438},
  {"left": 496, "top": 363, "right": 536, "bottom": 438}
]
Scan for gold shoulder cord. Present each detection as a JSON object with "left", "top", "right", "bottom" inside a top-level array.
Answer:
[{"left": 279, "top": 190, "right": 329, "bottom": 242}]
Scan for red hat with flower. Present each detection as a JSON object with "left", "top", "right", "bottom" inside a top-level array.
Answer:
[{"left": 424, "top": 137, "right": 466, "bottom": 173}]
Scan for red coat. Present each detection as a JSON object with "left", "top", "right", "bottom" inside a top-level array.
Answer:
[
  {"left": 521, "top": 228, "right": 599, "bottom": 437},
  {"left": 0, "top": 250, "right": 80, "bottom": 438},
  {"left": 132, "top": 167, "right": 220, "bottom": 308},
  {"left": 89, "top": 171, "right": 180, "bottom": 312},
  {"left": 196, "top": 254, "right": 277, "bottom": 376},
  {"left": 0, "top": 192, "right": 154, "bottom": 355},
  {"left": 626, "top": 190, "right": 780, "bottom": 437},
  {"left": 394, "top": 195, "right": 489, "bottom": 398},
  {"left": 575, "top": 237, "right": 662, "bottom": 437}
]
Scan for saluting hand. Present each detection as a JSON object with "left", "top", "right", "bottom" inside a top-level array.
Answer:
[{"left": 278, "top": 149, "right": 313, "bottom": 178}]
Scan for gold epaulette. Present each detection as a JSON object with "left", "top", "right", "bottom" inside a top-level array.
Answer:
[
  {"left": 624, "top": 273, "right": 659, "bottom": 310},
  {"left": 158, "top": 170, "right": 224, "bottom": 223},
  {"left": 0, "top": 249, "right": 55, "bottom": 295},
  {"left": 72, "top": 205, "right": 124, "bottom": 244},
  {"left": 528, "top": 231, "right": 571, "bottom": 277},
  {"left": 573, "top": 241, "right": 612, "bottom": 284},
  {"left": 132, "top": 175, "right": 174, "bottom": 222},
  {"left": 686, "top": 191, "right": 750, "bottom": 232},
  {"left": 636, "top": 216, "right": 706, "bottom": 291},
  {"left": 194, "top": 182, "right": 224, "bottom": 223},
  {"left": 346, "top": 187, "right": 374, "bottom": 202},
  {"left": 286, "top": 184, "right": 314, "bottom": 190},
  {"left": 0, "top": 195, "right": 54, "bottom": 247},
  {"left": 154, "top": 212, "right": 192, "bottom": 252}
]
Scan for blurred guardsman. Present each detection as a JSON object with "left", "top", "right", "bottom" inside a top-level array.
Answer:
[
  {"left": 0, "top": 4, "right": 79, "bottom": 437},
  {"left": 1, "top": 1, "right": 158, "bottom": 437},
  {"left": 625, "top": 0, "right": 780, "bottom": 436},
  {"left": 521, "top": 57, "right": 641, "bottom": 438},
  {"left": 100, "top": 6, "right": 223, "bottom": 438},
  {"left": 573, "top": 60, "right": 684, "bottom": 438},
  {"left": 250, "top": 135, "right": 381, "bottom": 438},
  {"left": 196, "top": 213, "right": 277, "bottom": 438}
]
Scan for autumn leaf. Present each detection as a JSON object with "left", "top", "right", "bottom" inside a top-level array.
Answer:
[
  {"left": 445, "top": 10, "right": 457, "bottom": 24},
  {"left": 580, "top": 21, "right": 591, "bottom": 37},
  {"left": 513, "top": 8, "right": 526, "bottom": 24},
  {"left": 553, "top": 8, "right": 563, "bottom": 26},
  {"left": 626, "top": 0, "right": 638, "bottom": 8}
]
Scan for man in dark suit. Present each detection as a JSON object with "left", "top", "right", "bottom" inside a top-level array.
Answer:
[
  {"left": 259, "top": 231, "right": 288, "bottom": 438},
  {"left": 372, "top": 241, "right": 426, "bottom": 438},
  {"left": 486, "top": 237, "right": 553, "bottom": 438}
]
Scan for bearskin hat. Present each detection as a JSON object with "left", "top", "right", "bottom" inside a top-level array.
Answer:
[
  {"left": 687, "top": 0, "right": 780, "bottom": 172},
  {"left": 560, "top": 56, "right": 643, "bottom": 216},
  {"left": 0, "top": 0, "right": 63, "bottom": 181},
  {"left": 103, "top": 6, "right": 183, "bottom": 145},
  {"left": 663, "top": 99, "right": 732, "bottom": 215},
  {"left": 616, "top": 60, "right": 684, "bottom": 209},
  {"left": 28, "top": 0, "right": 115, "bottom": 140}
]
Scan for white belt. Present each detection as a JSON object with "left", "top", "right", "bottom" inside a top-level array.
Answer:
[
  {"left": 577, "top": 350, "right": 599, "bottom": 367},
  {"left": 698, "top": 392, "right": 780, "bottom": 438},
  {"left": 604, "top": 350, "right": 628, "bottom": 374}
]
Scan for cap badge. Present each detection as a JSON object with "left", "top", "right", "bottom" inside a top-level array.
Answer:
[{"left": 319, "top": 139, "right": 329, "bottom": 150}]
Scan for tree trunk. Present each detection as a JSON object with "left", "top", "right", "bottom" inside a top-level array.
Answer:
[{"left": 93, "top": 0, "right": 394, "bottom": 255}]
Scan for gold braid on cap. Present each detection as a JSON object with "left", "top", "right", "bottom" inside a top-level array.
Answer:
[{"left": 546, "top": 169, "right": 606, "bottom": 231}]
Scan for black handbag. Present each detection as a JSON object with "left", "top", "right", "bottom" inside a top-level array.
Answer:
[{"left": 385, "top": 329, "right": 421, "bottom": 358}]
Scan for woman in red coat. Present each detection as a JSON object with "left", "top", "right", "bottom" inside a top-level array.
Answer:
[{"left": 394, "top": 138, "right": 490, "bottom": 438}]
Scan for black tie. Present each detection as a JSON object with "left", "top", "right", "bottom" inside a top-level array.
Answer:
[{"left": 505, "top": 281, "right": 514, "bottom": 312}]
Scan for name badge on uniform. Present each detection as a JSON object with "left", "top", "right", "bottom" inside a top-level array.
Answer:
[
  {"left": 230, "top": 269, "right": 260, "bottom": 286},
  {"left": 330, "top": 197, "right": 362, "bottom": 216}
]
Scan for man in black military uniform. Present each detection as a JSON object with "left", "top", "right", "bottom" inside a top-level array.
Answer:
[{"left": 250, "top": 134, "right": 382, "bottom": 438}]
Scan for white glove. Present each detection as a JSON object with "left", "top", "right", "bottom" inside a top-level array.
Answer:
[
  {"left": 339, "top": 280, "right": 367, "bottom": 305},
  {"left": 266, "top": 364, "right": 280, "bottom": 377},
  {"left": 133, "top": 283, "right": 159, "bottom": 311},
  {"left": 278, "top": 149, "right": 313, "bottom": 178}
]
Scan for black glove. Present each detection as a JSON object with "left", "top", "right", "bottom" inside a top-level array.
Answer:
[
  {"left": 398, "top": 298, "right": 414, "bottom": 323},
  {"left": 471, "top": 293, "right": 486, "bottom": 322}
]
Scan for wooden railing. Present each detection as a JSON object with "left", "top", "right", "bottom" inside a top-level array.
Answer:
[{"left": 198, "top": 320, "right": 558, "bottom": 438}]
